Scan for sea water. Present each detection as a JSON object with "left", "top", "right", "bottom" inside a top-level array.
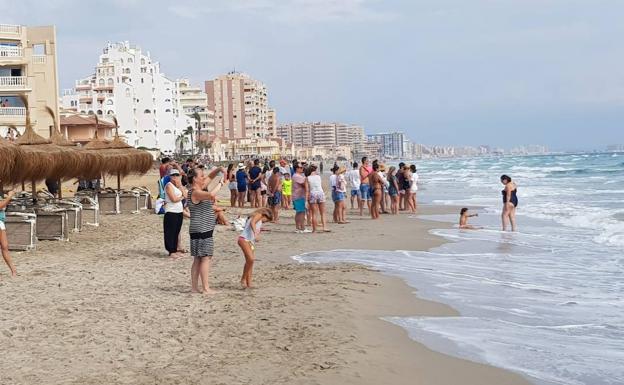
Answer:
[{"left": 294, "top": 153, "right": 624, "bottom": 385}]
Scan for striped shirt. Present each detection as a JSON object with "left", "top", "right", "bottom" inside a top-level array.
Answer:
[{"left": 187, "top": 189, "right": 216, "bottom": 235}]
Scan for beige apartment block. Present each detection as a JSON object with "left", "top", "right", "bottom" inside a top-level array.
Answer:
[
  {"left": 267, "top": 108, "right": 276, "bottom": 137},
  {"left": 178, "top": 78, "right": 215, "bottom": 134},
  {"left": 0, "top": 24, "right": 60, "bottom": 138},
  {"left": 276, "top": 122, "right": 366, "bottom": 148},
  {"left": 205, "top": 72, "right": 271, "bottom": 140}
]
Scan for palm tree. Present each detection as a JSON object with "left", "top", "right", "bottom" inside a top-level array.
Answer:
[
  {"left": 175, "top": 132, "right": 189, "bottom": 157},
  {"left": 184, "top": 125, "right": 194, "bottom": 156},
  {"left": 192, "top": 110, "right": 201, "bottom": 154}
]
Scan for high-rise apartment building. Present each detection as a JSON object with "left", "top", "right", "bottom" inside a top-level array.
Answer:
[
  {"left": 177, "top": 78, "right": 215, "bottom": 134},
  {"left": 205, "top": 72, "right": 270, "bottom": 139},
  {"left": 266, "top": 108, "right": 276, "bottom": 137},
  {"left": 367, "top": 132, "right": 407, "bottom": 159},
  {"left": 0, "top": 24, "right": 60, "bottom": 138},
  {"left": 276, "top": 122, "right": 365, "bottom": 147},
  {"left": 61, "top": 41, "right": 190, "bottom": 153}
]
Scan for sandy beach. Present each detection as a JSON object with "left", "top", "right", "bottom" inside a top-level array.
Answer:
[{"left": 0, "top": 173, "right": 532, "bottom": 385}]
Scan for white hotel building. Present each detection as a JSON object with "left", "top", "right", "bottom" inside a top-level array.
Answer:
[{"left": 61, "top": 41, "right": 191, "bottom": 153}]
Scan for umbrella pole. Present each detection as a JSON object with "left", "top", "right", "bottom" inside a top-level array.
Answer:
[
  {"left": 31, "top": 180, "right": 36, "bottom": 204},
  {"left": 58, "top": 178, "right": 63, "bottom": 199},
  {"left": 117, "top": 173, "right": 121, "bottom": 191},
  {"left": 21, "top": 181, "right": 25, "bottom": 191}
]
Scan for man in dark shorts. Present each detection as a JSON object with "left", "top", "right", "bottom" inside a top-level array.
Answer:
[
  {"left": 248, "top": 159, "right": 263, "bottom": 208},
  {"left": 235, "top": 163, "right": 248, "bottom": 208}
]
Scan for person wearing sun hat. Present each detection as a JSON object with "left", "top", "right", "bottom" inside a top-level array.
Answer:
[
  {"left": 235, "top": 163, "right": 248, "bottom": 207},
  {"left": 163, "top": 168, "right": 188, "bottom": 259}
]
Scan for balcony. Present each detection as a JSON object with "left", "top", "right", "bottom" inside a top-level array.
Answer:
[
  {"left": 0, "top": 24, "right": 22, "bottom": 39},
  {"left": 93, "top": 85, "right": 113, "bottom": 91},
  {"left": 75, "top": 83, "right": 92, "bottom": 90},
  {"left": 0, "top": 45, "right": 23, "bottom": 61},
  {"left": 0, "top": 76, "right": 29, "bottom": 91},
  {"left": 32, "top": 55, "right": 46, "bottom": 64},
  {"left": 0, "top": 106, "right": 26, "bottom": 124}
]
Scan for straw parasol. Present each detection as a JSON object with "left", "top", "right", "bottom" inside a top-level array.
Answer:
[
  {"left": 13, "top": 96, "right": 83, "bottom": 199},
  {"left": 0, "top": 134, "right": 22, "bottom": 193},
  {"left": 85, "top": 117, "right": 153, "bottom": 190},
  {"left": 47, "top": 107, "right": 105, "bottom": 197},
  {"left": 0, "top": 134, "right": 21, "bottom": 182},
  {"left": 108, "top": 118, "right": 152, "bottom": 174}
]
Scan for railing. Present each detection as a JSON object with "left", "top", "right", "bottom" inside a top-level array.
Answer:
[
  {"left": 0, "top": 107, "right": 27, "bottom": 117},
  {"left": 0, "top": 76, "right": 27, "bottom": 88},
  {"left": 32, "top": 55, "right": 46, "bottom": 64},
  {"left": 0, "top": 45, "right": 23, "bottom": 58},
  {"left": 0, "top": 24, "right": 21, "bottom": 35}
]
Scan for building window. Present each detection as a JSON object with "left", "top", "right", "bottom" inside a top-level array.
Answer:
[
  {"left": 107, "top": 78, "right": 114, "bottom": 86},
  {"left": 97, "top": 110, "right": 103, "bottom": 115},
  {"left": 164, "top": 129, "right": 172, "bottom": 134},
  {"left": 98, "top": 79, "right": 105, "bottom": 86},
  {"left": 127, "top": 58, "right": 133, "bottom": 63},
  {"left": 125, "top": 130, "right": 132, "bottom": 134},
  {"left": 144, "top": 109, "right": 151, "bottom": 114},
  {"left": 32, "top": 44, "right": 46, "bottom": 55},
  {"left": 107, "top": 110, "right": 114, "bottom": 115},
  {"left": 165, "top": 109, "right": 171, "bottom": 112},
  {"left": 141, "top": 58, "right": 145, "bottom": 65},
  {"left": 106, "top": 99, "right": 114, "bottom": 105},
  {"left": 141, "top": 78, "right": 144, "bottom": 83}
]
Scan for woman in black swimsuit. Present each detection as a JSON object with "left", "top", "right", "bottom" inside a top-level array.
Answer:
[{"left": 500, "top": 174, "right": 518, "bottom": 231}]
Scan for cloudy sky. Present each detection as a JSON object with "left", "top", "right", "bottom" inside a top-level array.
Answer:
[{"left": 5, "top": 0, "right": 624, "bottom": 150}]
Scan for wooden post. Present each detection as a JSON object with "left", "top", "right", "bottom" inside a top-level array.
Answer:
[
  {"left": 117, "top": 173, "right": 121, "bottom": 191},
  {"left": 58, "top": 178, "right": 63, "bottom": 199},
  {"left": 31, "top": 180, "right": 36, "bottom": 204}
]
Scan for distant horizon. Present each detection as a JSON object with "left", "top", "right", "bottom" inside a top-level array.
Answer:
[{"left": 4, "top": 0, "right": 624, "bottom": 150}]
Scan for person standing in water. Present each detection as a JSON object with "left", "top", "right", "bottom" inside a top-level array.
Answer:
[{"left": 500, "top": 174, "right": 518, "bottom": 231}]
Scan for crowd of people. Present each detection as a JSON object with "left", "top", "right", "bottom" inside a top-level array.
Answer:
[
  {"left": 157, "top": 156, "right": 421, "bottom": 292},
  {"left": 0, "top": 155, "right": 518, "bottom": 288}
]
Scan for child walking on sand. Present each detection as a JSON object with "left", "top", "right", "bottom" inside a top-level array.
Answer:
[{"left": 238, "top": 208, "right": 274, "bottom": 288}]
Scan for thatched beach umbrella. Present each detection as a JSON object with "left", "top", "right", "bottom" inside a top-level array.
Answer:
[
  {"left": 47, "top": 107, "right": 106, "bottom": 198},
  {"left": 0, "top": 136, "right": 21, "bottom": 181},
  {"left": 0, "top": 135, "right": 22, "bottom": 193},
  {"left": 13, "top": 97, "right": 83, "bottom": 200},
  {"left": 85, "top": 117, "right": 152, "bottom": 190}
]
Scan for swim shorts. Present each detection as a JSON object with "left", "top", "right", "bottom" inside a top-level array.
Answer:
[
  {"left": 360, "top": 184, "right": 371, "bottom": 201},
  {"left": 293, "top": 198, "right": 306, "bottom": 213}
]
